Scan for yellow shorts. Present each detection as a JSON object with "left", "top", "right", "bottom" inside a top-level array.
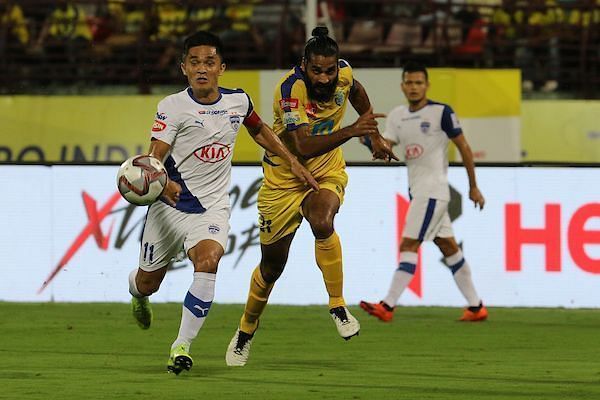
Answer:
[{"left": 258, "top": 170, "right": 348, "bottom": 245}]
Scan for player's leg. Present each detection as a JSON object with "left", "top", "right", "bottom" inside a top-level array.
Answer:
[
  {"left": 227, "top": 185, "right": 302, "bottom": 366},
  {"left": 129, "top": 267, "right": 167, "bottom": 329},
  {"left": 303, "top": 187, "right": 359, "bottom": 340},
  {"left": 129, "top": 202, "right": 185, "bottom": 329},
  {"left": 226, "top": 233, "right": 295, "bottom": 367},
  {"left": 168, "top": 208, "right": 229, "bottom": 374},
  {"left": 434, "top": 234, "right": 487, "bottom": 321},
  {"left": 361, "top": 198, "right": 439, "bottom": 321}
]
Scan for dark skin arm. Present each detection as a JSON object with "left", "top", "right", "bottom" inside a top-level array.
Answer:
[
  {"left": 349, "top": 80, "right": 398, "bottom": 161},
  {"left": 147, "top": 139, "right": 181, "bottom": 206},
  {"left": 246, "top": 120, "right": 319, "bottom": 191}
]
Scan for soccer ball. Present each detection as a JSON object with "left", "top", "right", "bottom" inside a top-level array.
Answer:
[{"left": 116, "top": 155, "right": 167, "bottom": 206}]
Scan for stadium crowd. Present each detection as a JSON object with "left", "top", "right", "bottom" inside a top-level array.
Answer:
[{"left": 0, "top": 0, "right": 598, "bottom": 96}]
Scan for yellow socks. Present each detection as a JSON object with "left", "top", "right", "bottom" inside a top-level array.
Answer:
[
  {"left": 240, "top": 266, "right": 274, "bottom": 334},
  {"left": 315, "top": 232, "right": 345, "bottom": 309}
]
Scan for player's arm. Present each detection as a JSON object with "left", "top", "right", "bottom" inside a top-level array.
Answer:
[
  {"left": 349, "top": 79, "right": 398, "bottom": 161},
  {"left": 147, "top": 139, "right": 181, "bottom": 206},
  {"left": 451, "top": 134, "right": 485, "bottom": 210},
  {"left": 285, "top": 110, "right": 384, "bottom": 159},
  {"left": 245, "top": 112, "right": 319, "bottom": 191}
]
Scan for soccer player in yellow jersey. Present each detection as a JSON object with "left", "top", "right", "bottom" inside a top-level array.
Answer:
[{"left": 226, "top": 26, "right": 397, "bottom": 366}]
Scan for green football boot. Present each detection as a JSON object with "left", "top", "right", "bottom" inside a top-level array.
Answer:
[
  {"left": 167, "top": 343, "right": 193, "bottom": 375},
  {"left": 131, "top": 296, "right": 152, "bottom": 330}
]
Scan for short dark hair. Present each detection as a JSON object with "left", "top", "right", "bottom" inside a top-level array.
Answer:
[
  {"left": 182, "top": 31, "right": 224, "bottom": 62},
  {"left": 402, "top": 61, "right": 428, "bottom": 81},
  {"left": 304, "top": 26, "right": 339, "bottom": 62}
]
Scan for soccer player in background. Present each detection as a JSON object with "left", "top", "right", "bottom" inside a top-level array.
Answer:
[
  {"left": 225, "top": 26, "right": 397, "bottom": 367},
  {"left": 359, "top": 61, "right": 488, "bottom": 323},
  {"left": 127, "top": 31, "right": 318, "bottom": 375}
]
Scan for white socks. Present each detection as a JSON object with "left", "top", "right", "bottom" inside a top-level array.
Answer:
[
  {"left": 446, "top": 250, "right": 481, "bottom": 307},
  {"left": 128, "top": 269, "right": 145, "bottom": 298},
  {"left": 171, "top": 272, "right": 216, "bottom": 350},
  {"left": 383, "top": 251, "right": 418, "bottom": 307}
]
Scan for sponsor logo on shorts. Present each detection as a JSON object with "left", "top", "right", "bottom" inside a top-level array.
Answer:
[
  {"left": 155, "top": 112, "right": 167, "bottom": 121},
  {"left": 405, "top": 143, "right": 424, "bottom": 160},
  {"left": 279, "top": 98, "right": 299, "bottom": 109},
  {"left": 194, "top": 143, "right": 231, "bottom": 163},
  {"left": 208, "top": 224, "right": 221, "bottom": 234},
  {"left": 152, "top": 120, "right": 166, "bottom": 132}
]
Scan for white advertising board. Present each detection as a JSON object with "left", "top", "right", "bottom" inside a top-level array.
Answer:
[{"left": 0, "top": 166, "right": 598, "bottom": 307}]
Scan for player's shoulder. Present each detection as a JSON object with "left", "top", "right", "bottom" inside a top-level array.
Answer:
[
  {"left": 388, "top": 104, "right": 409, "bottom": 118},
  {"left": 156, "top": 88, "right": 189, "bottom": 112},
  {"left": 426, "top": 99, "right": 455, "bottom": 113},
  {"left": 277, "top": 66, "right": 305, "bottom": 88},
  {"left": 276, "top": 66, "right": 306, "bottom": 99}
]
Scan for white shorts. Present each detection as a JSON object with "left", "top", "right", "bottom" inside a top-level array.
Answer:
[
  {"left": 138, "top": 201, "right": 230, "bottom": 272},
  {"left": 403, "top": 197, "right": 454, "bottom": 241}
]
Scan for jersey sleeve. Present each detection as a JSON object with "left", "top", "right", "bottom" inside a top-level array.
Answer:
[
  {"left": 150, "top": 98, "right": 179, "bottom": 145},
  {"left": 440, "top": 105, "right": 463, "bottom": 138},
  {"left": 382, "top": 107, "right": 401, "bottom": 144},
  {"left": 275, "top": 79, "right": 309, "bottom": 131},
  {"left": 339, "top": 59, "right": 354, "bottom": 91}
]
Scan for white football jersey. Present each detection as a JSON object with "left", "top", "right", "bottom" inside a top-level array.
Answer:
[
  {"left": 150, "top": 87, "right": 253, "bottom": 213},
  {"left": 383, "top": 100, "right": 462, "bottom": 201}
]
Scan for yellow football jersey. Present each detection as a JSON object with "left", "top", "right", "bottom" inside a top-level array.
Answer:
[{"left": 263, "top": 60, "right": 354, "bottom": 190}]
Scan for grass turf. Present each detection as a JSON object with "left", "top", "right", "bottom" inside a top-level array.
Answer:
[{"left": 1, "top": 303, "right": 599, "bottom": 400}]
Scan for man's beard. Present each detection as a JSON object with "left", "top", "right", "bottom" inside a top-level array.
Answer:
[{"left": 306, "top": 75, "right": 339, "bottom": 103}]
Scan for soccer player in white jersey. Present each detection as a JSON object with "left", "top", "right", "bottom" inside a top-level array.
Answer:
[
  {"left": 360, "top": 61, "right": 488, "bottom": 322},
  {"left": 126, "top": 31, "right": 318, "bottom": 375}
]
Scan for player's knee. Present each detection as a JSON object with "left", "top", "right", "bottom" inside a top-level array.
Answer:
[
  {"left": 434, "top": 237, "right": 458, "bottom": 256},
  {"left": 309, "top": 218, "right": 335, "bottom": 239},
  {"left": 259, "top": 261, "right": 285, "bottom": 283},
  {"left": 192, "top": 255, "right": 219, "bottom": 273},
  {"left": 399, "top": 238, "right": 420, "bottom": 252}
]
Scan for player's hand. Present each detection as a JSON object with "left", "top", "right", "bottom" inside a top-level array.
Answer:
[
  {"left": 351, "top": 107, "right": 386, "bottom": 137},
  {"left": 161, "top": 179, "right": 181, "bottom": 206},
  {"left": 290, "top": 159, "right": 320, "bottom": 192},
  {"left": 370, "top": 134, "right": 399, "bottom": 162},
  {"left": 470, "top": 187, "right": 485, "bottom": 210}
]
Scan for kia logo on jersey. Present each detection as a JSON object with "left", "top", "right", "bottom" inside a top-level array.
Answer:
[
  {"left": 405, "top": 144, "right": 423, "bottom": 159},
  {"left": 152, "top": 120, "right": 166, "bottom": 132},
  {"left": 194, "top": 143, "right": 231, "bottom": 163}
]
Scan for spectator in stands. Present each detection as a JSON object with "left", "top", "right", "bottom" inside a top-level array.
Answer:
[
  {"left": 0, "top": 0, "right": 29, "bottom": 55},
  {"left": 33, "top": 0, "right": 92, "bottom": 83},
  {"left": 513, "top": 0, "right": 564, "bottom": 92},
  {"left": 219, "top": 0, "right": 265, "bottom": 56},
  {"left": 489, "top": 0, "right": 518, "bottom": 67}
]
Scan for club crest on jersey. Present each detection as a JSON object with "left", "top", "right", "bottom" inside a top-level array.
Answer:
[
  {"left": 208, "top": 224, "right": 220, "bottom": 234},
  {"left": 229, "top": 114, "right": 241, "bottom": 130},
  {"left": 194, "top": 143, "right": 231, "bottom": 163},
  {"left": 334, "top": 90, "right": 345, "bottom": 106},
  {"left": 305, "top": 103, "right": 317, "bottom": 118},
  {"left": 420, "top": 121, "right": 431, "bottom": 133},
  {"left": 155, "top": 112, "right": 167, "bottom": 121},
  {"left": 405, "top": 143, "right": 424, "bottom": 159},
  {"left": 152, "top": 120, "right": 166, "bottom": 132}
]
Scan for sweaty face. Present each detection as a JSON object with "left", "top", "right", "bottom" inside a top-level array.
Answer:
[
  {"left": 181, "top": 45, "right": 225, "bottom": 101},
  {"left": 401, "top": 71, "right": 429, "bottom": 105},
  {"left": 303, "top": 54, "right": 339, "bottom": 103}
]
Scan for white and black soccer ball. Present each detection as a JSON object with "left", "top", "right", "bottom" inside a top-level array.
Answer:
[{"left": 116, "top": 155, "right": 167, "bottom": 206}]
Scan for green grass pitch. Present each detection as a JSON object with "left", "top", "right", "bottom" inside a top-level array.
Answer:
[{"left": 1, "top": 303, "right": 599, "bottom": 400}]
